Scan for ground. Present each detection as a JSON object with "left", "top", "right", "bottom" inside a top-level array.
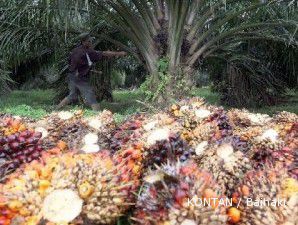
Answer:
[{"left": 0, "top": 88, "right": 297, "bottom": 122}]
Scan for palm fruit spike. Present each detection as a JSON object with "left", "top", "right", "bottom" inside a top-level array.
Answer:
[
  {"left": 0, "top": 152, "right": 137, "bottom": 225},
  {"left": 233, "top": 168, "right": 298, "bottom": 225},
  {"left": 143, "top": 133, "right": 194, "bottom": 169},
  {"left": 194, "top": 141, "right": 252, "bottom": 197},
  {"left": 133, "top": 160, "right": 227, "bottom": 225}
]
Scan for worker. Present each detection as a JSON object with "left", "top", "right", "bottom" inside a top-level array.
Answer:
[{"left": 57, "top": 33, "right": 127, "bottom": 111}]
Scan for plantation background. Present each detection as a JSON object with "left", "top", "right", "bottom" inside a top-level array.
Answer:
[{"left": 0, "top": 0, "right": 297, "bottom": 118}]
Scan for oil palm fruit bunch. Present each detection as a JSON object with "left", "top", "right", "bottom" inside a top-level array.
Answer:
[
  {"left": 143, "top": 133, "right": 194, "bottom": 169},
  {"left": 208, "top": 108, "right": 233, "bottom": 140},
  {"left": 59, "top": 120, "right": 90, "bottom": 151},
  {"left": 194, "top": 141, "right": 252, "bottom": 197},
  {"left": 180, "top": 119, "right": 217, "bottom": 148},
  {"left": 109, "top": 114, "right": 146, "bottom": 153},
  {"left": 34, "top": 110, "right": 84, "bottom": 150},
  {"left": 229, "top": 135, "right": 251, "bottom": 154},
  {"left": 0, "top": 127, "right": 43, "bottom": 180},
  {"left": 35, "top": 110, "right": 101, "bottom": 152},
  {"left": 0, "top": 152, "right": 136, "bottom": 224},
  {"left": 34, "top": 111, "right": 74, "bottom": 149},
  {"left": 248, "top": 128, "right": 295, "bottom": 171},
  {"left": 170, "top": 98, "right": 215, "bottom": 130},
  {"left": 0, "top": 117, "right": 27, "bottom": 136},
  {"left": 232, "top": 126, "right": 264, "bottom": 143},
  {"left": 283, "top": 122, "right": 297, "bottom": 149},
  {"left": 85, "top": 110, "right": 116, "bottom": 150},
  {"left": 113, "top": 142, "right": 144, "bottom": 202},
  {"left": 273, "top": 111, "right": 298, "bottom": 124},
  {"left": 133, "top": 160, "right": 227, "bottom": 225},
  {"left": 227, "top": 109, "right": 272, "bottom": 128},
  {"left": 232, "top": 168, "right": 298, "bottom": 225}
]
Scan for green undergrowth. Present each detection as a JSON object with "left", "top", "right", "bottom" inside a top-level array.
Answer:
[{"left": 0, "top": 88, "right": 297, "bottom": 122}]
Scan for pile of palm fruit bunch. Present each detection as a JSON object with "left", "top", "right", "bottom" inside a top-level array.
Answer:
[{"left": 0, "top": 97, "right": 297, "bottom": 225}]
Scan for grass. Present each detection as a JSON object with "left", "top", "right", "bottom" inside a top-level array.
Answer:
[
  {"left": 0, "top": 89, "right": 144, "bottom": 121},
  {"left": 0, "top": 88, "right": 297, "bottom": 121}
]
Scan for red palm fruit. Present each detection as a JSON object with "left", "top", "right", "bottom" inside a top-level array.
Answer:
[
  {"left": 17, "top": 155, "right": 26, "bottom": 163},
  {"left": 35, "top": 145, "right": 43, "bottom": 152},
  {"left": 26, "top": 138, "right": 35, "bottom": 145},
  {"left": 0, "top": 217, "right": 10, "bottom": 225},
  {"left": 174, "top": 189, "right": 187, "bottom": 206},
  {"left": 7, "top": 135, "right": 16, "bottom": 143},
  {"left": 0, "top": 137, "right": 7, "bottom": 145},
  {"left": 33, "top": 132, "right": 42, "bottom": 139},
  {"left": 31, "top": 151, "right": 40, "bottom": 160},
  {"left": 9, "top": 142, "right": 20, "bottom": 151},
  {"left": 17, "top": 136, "right": 26, "bottom": 144},
  {"left": 20, "top": 130, "right": 31, "bottom": 138}
]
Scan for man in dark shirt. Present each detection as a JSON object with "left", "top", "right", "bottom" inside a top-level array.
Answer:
[{"left": 57, "top": 33, "right": 127, "bottom": 111}]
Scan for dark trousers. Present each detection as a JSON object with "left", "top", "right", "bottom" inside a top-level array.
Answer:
[{"left": 66, "top": 74, "right": 98, "bottom": 106}]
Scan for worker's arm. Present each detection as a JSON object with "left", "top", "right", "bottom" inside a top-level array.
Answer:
[
  {"left": 102, "top": 51, "right": 127, "bottom": 58},
  {"left": 88, "top": 50, "right": 126, "bottom": 63}
]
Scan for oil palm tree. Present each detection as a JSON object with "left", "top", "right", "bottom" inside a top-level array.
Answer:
[{"left": 90, "top": 0, "right": 297, "bottom": 102}]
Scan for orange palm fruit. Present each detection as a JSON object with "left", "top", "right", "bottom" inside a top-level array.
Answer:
[
  {"left": 132, "top": 150, "right": 142, "bottom": 159},
  {"left": 241, "top": 185, "right": 250, "bottom": 196},
  {"left": 228, "top": 207, "right": 241, "bottom": 223},
  {"left": 39, "top": 180, "right": 51, "bottom": 193},
  {"left": 127, "top": 160, "right": 135, "bottom": 170},
  {"left": 132, "top": 165, "right": 141, "bottom": 175},
  {"left": 8, "top": 200, "right": 22, "bottom": 212},
  {"left": 18, "top": 124, "right": 27, "bottom": 132},
  {"left": 19, "top": 208, "right": 30, "bottom": 217},
  {"left": 104, "top": 159, "right": 114, "bottom": 170},
  {"left": 26, "top": 216, "right": 40, "bottom": 225},
  {"left": 232, "top": 192, "right": 239, "bottom": 204},
  {"left": 203, "top": 188, "right": 218, "bottom": 208},
  {"left": 11, "top": 120, "right": 21, "bottom": 131},
  {"left": 48, "top": 147, "right": 61, "bottom": 155},
  {"left": 79, "top": 182, "right": 94, "bottom": 199},
  {"left": 171, "top": 104, "right": 178, "bottom": 111},
  {"left": 57, "top": 140, "right": 67, "bottom": 151},
  {"left": 203, "top": 188, "right": 217, "bottom": 199}
]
